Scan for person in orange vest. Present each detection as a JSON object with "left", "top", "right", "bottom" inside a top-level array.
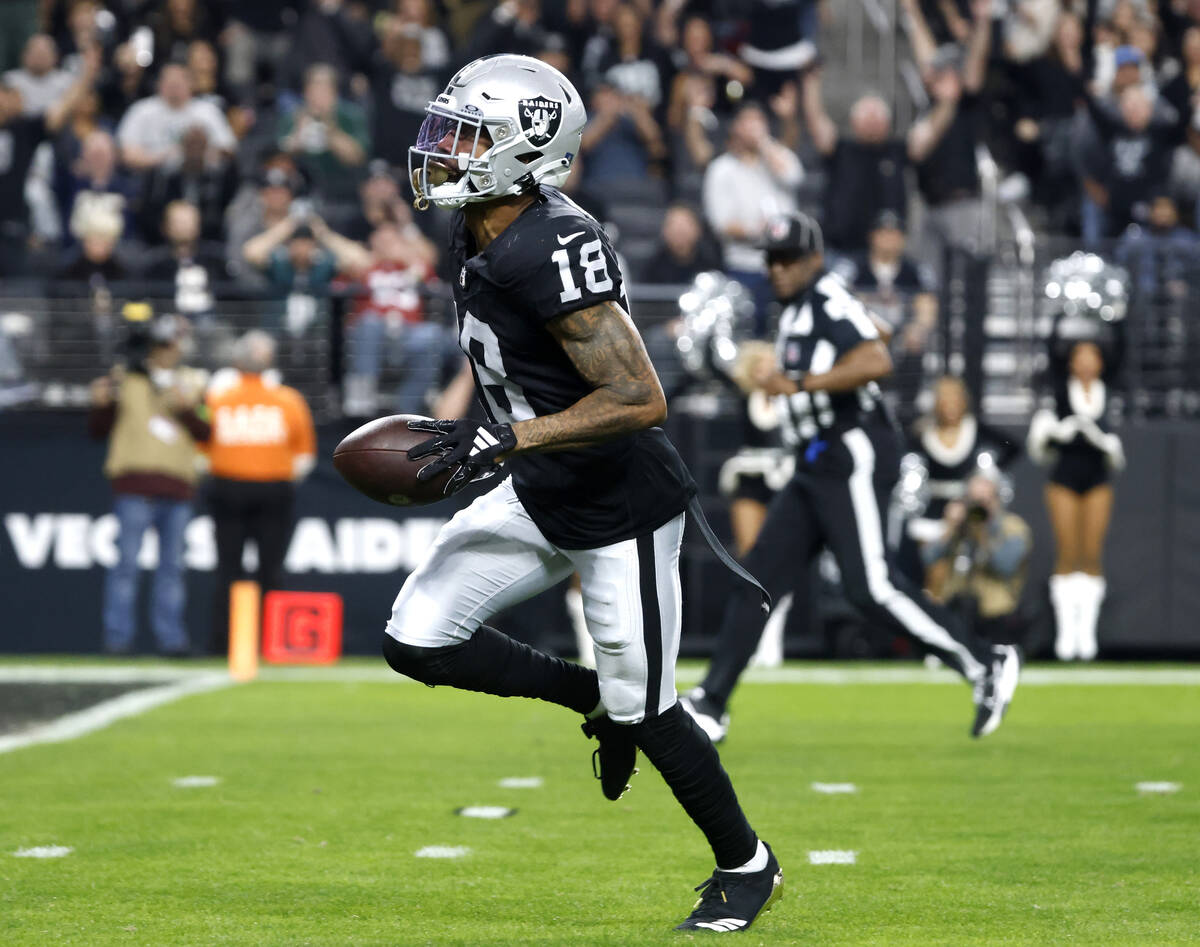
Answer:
[{"left": 205, "top": 330, "right": 316, "bottom": 653}]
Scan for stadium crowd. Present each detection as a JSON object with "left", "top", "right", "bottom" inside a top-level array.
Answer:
[{"left": 0, "top": 0, "right": 1198, "bottom": 419}]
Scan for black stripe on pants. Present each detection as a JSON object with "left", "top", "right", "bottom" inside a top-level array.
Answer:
[{"left": 636, "top": 533, "right": 663, "bottom": 721}]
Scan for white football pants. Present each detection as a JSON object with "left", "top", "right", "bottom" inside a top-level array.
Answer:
[{"left": 385, "top": 479, "right": 684, "bottom": 724}]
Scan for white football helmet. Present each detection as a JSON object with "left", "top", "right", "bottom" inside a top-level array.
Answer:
[{"left": 409, "top": 54, "right": 586, "bottom": 209}]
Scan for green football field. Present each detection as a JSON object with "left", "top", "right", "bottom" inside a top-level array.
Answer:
[{"left": 1, "top": 661, "right": 1198, "bottom": 946}]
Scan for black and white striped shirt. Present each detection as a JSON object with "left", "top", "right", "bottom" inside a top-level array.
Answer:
[{"left": 773, "top": 271, "right": 887, "bottom": 448}]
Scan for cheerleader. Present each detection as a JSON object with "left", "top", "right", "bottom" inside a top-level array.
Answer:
[
  {"left": 1027, "top": 320, "right": 1125, "bottom": 661},
  {"left": 909, "top": 375, "right": 1019, "bottom": 542}
]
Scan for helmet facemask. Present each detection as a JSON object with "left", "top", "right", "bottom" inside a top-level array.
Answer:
[
  {"left": 408, "top": 105, "right": 497, "bottom": 209},
  {"left": 408, "top": 107, "right": 573, "bottom": 209}
]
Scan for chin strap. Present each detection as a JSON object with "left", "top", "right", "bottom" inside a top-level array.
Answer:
[{"left": 686, "top": 495, "right": 771, "bottom": 615}]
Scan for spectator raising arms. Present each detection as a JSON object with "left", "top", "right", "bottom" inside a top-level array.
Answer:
[
  {"left": 672, "top": 15, "right": 754, "bottom": 114},
  {"left": 579, "top": 80, "right": 667, "bottom": 185},
  {"left": 903, "top": 0, "right": 992, "bottom": 260},
  {"left": 1081, "top": 85, "right": 1180, "bottom": 237},
  {"left": 801, "top": 64, "right": 908, "bottom": 255},
  {"left": 225, "top": 153, "right": 303, "bottom": 287},
  {"left": 242, "top": 211, "right": 366, "bottom": 333},
  {"left": 1, "top": 55, "right": 102, "bottom": 275}
]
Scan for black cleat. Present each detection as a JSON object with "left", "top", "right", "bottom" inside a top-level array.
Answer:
[
  {"left": 581, "top": 715, "right": 637, "bottom": 801},
  {"left": 675, "top": 841, "right": 783, "bottom": 933},
  {"left": 680, "top": 688, "right": 729, "bottom": 744},
  {"left": 971, "top": 644, "right": 1022, "bottom": 738}
]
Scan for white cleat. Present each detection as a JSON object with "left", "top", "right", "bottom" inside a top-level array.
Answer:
[
  {"left": 971, "top": 645, "right": 1022, "bottom": 738},
  {"left": 680, "top": 688, "right": 730, "bottom": 744}
]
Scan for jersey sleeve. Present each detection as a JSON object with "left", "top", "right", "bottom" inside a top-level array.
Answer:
[{"left": 512, "top": 218, "right": 624, "bottom": 324}]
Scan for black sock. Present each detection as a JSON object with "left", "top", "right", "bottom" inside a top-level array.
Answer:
[
  {"left": 630, "top": 701, "right": 758, "bottom": 870},
  {"left": 382, "top": 625, "right": 600, "bottom": 716}
]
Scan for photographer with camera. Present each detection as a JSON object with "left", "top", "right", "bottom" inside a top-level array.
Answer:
[
  {"left": 88, "top": 305, "right": 210, "bottom": 655},
  {"left": 922, "top": 467, "right": 1032, "bottom": 647}
]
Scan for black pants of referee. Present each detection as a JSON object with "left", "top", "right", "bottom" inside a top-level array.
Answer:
[
  {"left": 207, "top": 477, "right": 295, "bottom": 654},
  {"left": 700, "top": 423, "right": 994, "bottom": 707}
]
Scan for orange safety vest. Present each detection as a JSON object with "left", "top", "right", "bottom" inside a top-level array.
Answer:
[{"left": 206, "top": 373, "right": 316, "bottom": 482}]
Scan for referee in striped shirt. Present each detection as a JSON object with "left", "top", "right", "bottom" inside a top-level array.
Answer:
[{"left": 683, "top": 212, "right": 1021, "bottom": 740}]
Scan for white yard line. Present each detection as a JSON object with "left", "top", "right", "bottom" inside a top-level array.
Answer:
[
  {"left": 498, "top": 777, "right": 543, "bottom": 789},
  {"left": 12, "top": 845, "right": 73, "bottom": 858},
  {"left": 808, "top": 850, "right": 858, "bottom": 865},
  {"left": 455, "top": 806, "right": 516, "bottom": 819},
  {"left": 1135, "top": 781, "right": 1182, "bottom": 794},
  {"left": 0, "top": 672, "right": 230, "bottom": 755}
]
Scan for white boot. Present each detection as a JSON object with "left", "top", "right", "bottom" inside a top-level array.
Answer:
[
  {"left": 750, "top": 592, "right": 791, "bottom": 669},
  {"left": 1075, "top": 574, "right": 1106, "bottom": 662},
  {"left": 564, "top": 585, "right": 595, "bottom": 669},
  {"left": 1049, "top": 573, "right": 1078, "bottom": 661}
]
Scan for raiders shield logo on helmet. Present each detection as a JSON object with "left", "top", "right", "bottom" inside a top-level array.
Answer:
[{"left": 519, "top": 97, "right": 562, "bottom": 147}]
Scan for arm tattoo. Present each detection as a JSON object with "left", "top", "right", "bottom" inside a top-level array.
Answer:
[{"left": 510, "top": 300, "right": 667, "bottom": 454}]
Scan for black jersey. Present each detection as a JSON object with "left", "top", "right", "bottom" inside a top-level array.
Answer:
[
  {"left": 448, "top": 185, "right": 694, "bottom": 549},
  {"left": 773, "top": 270, "right": 889, "bottom": 450}
]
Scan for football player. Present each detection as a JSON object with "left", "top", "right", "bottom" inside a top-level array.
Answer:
[
  {"left": 682, "top": 212, "right": 1022, "bottom": 742},
  {"left": 383, "top": 54, "right": 781, "bottom": 934}
]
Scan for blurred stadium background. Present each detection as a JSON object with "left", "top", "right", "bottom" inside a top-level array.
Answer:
[
  {"left": 1, "top": 0, "right": 1196, "bottom": 661},
  {"left": 4, "top": 3, "right": 1200, "bottom": 944}
]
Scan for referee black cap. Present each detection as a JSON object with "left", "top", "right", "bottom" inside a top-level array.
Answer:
[{"left": 760, "top": 211, "right": 824, "bottom": 259}]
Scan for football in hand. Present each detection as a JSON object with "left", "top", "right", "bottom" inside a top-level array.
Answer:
[{"left": 332, "top": 414, "right": 454, "bottom": 506}]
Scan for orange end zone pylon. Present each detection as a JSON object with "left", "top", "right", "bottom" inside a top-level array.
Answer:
[{"left": 228, "top": 580, "right": 260, "bottom": 682}]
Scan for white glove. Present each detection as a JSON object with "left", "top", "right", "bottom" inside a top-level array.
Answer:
[
  {"left": 1052, "top": 415, "right": 1080, "bottom": 442},
  {"left": 1102, "top": 433, "right": 1125, "bottom": 471},
  {"left": 1027, "top": 409, "right": 1062, "bottom": 466}
]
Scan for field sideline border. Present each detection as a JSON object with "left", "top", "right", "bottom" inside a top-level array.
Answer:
[
  {"left": 1, "top": 662, "right": 1196, "bottom": 755},
  {"left": 2, "top": 662, "right": 1200, "bottom": 687},
  {"left": 0, "top": 670, "right": 230, "bottom": 755}
]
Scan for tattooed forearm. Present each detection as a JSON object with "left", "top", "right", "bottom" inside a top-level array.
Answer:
[{"left": 509, "top": 300, "right": 667, "bottom": 454}]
